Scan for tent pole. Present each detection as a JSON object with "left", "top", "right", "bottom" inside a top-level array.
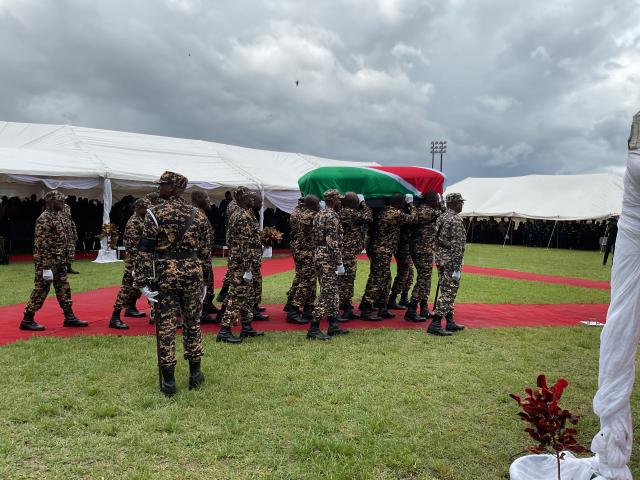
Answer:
[
  {"left": 546, "top": 220, "right": 558, "bottom": 250},
  {"left": 259, "top": 188, "right": 265, "bottom": 230},
  {"left": 102, "top": 177, "right": 112, "bottom": 225},
  {"left": 502, "top": 217, "right": 513, "bottom": 248}
]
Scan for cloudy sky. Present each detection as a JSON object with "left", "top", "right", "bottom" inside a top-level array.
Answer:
[{"left": 1, "top": 0, "right": 639, "bottom": 183}]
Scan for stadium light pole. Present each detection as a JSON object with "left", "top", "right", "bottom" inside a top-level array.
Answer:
[{"left": 430, "top": 140, "right": 447, "bottom": 172}]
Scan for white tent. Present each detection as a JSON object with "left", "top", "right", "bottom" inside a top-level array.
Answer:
[
  {"left": 445, "top": 173, "right": 624, "bottom": 221},
  {"left": 0, "top": 121, "right": 378, "bottom": 221}
]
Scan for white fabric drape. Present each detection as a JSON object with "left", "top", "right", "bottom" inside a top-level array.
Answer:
[
  {"left": 102, "top": 178, "right": 112, "bottom": 225},
  {"left": 7, "top": 174, "right": 100, "bottom": 190},
  {"left": 265, "top": 190, "right": 301, "bottom": 214}
]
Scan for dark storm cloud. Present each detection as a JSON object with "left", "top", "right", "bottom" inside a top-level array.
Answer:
[{"left": 1, "top": 0, "right": 639, "bottom": 183}]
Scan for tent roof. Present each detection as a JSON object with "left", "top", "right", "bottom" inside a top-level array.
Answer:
[{"left": 445, "top": 173, "right": 624, "bottom": 220}]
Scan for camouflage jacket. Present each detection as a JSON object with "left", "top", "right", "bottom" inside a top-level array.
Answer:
[
  {"left": 290, "top": 206, "right": 317, "bottom": 254},
  {"left": 225, "top": 199, "right": 239, "bottom": 244},
  {"left": 61, "top": 204, "right": 77, "bottom": 252},
  {"left": 33, "top": 209, "right": 69, "bottom": 268},
  {"left": 435, "top": 208, "right": 466, "bottom": 270},
  {"left": 313, "top": 208, "right": 343, "bottom": 266},
  {"left": 123, "top": 213, "right": 145, "bottom": 267},
  {"left": 339, "top": 203, "right": 372, "bottom": 255},
  {"left": 370, "top": 205, "right": 416, "bottom": 254},
  {"left": 135, "top": 197, "right": 212, "bottom": 290},
  {"left": 228, "top": 206, "right": 262, "bottom": 273},
  {"left": 411, "top": 205, "right": 440, "bottom": 249}
]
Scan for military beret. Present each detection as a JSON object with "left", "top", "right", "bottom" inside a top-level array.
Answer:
[
  {"left": 234, "top": 186, "right": 252, "bottom": 200},
  {"left": 323, "top": 189, "right": 341, "bottom": 202},
  {"left": 157, "top": 171, "right": 188, "bottom": 189},
  {"left": 445, "top": 192, "right": 465, "bottom": 203}
]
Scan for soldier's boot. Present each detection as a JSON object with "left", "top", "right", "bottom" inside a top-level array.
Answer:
[
  {"left": 160, "top": 366, "right": 176, "bottom": 397},
  {"left": 445, "top": 312, "right": 465, "bottom": 332},
  {"left": 427, "top": 315, "right": 452, "bottom": 336},
  {"left": 215, "top": 306, "right": 226, "bottom": 324},
  {"left": 188, "top": 360, "right": 205, "bottom": 390},
  {"left": 378, "top": 306, "right": 396, "bottom": 319},
  {"left": 109, "top": 309, "right": 129, "bottom": 330},
  {"left": 62, "top": 309, "right": 88, "bottom": 327},
  {"left": 359, "top": 301, "right": 382, "bottom": 321},
  {"left": 200, "top": 309, "right": 218, "bottom": 324},
  {"left": 387, "top": 294, "right": 406, "bottom": 310},
  {"left": 216, "top": 284, "right": 229, "bottom": 302},
  {"left": 124, "top": 300, "right": 145, "bottom": 318},
  {"left": 287, "top": 307, "right": 308, "bottom": 325},
  {"left": 302, "top": 304, "right": 314, "bottom": 321},
  {"left": 283, "top": 302, "right": 294, "bottom": 313},
  {"left": 327, "top": 316, "right": 349, "bottom": 336},
  {"left": 404, "top": 302, "right": 426, "bottom": 322},
  {"left": 67, "top": 263, "right": 80, "bottom": 274},
  {"left": 346, "top": 305, "right": 360, "bottom": 320},
  {"left": 240, "top": 322, "right": 265, "bottom": 338},
  {"left": 399, "top": 293, "right": 410, "bottom": 308},
  {"left": 216, "top": 325, "right": 243, "bottom": 343},
  {"left": 338, "top": 305, "right": 351, "bottom": 322},
  {"left": 306, "top": 320, "right": 330, "bottom": 340},
  {"left": 253, "top": 305, "right": 269, "bottom": 321},
  {"left": 19, "top": 311, "right": 45, "bottom": 331},
  {"left": 255, "top": 305, "right": 267, "bottom": 313}
]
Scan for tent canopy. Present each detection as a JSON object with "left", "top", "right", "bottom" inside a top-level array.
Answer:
[
  {"left": 445, "top": 173, "right": 624, "bottom": 221},
  {"left": 0, "top": 121, "right": 378, "bottom": 216}
]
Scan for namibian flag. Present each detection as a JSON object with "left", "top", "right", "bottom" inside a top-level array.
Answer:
[{"left": 298, "top": 166, "right": 445, "bottom": 199}]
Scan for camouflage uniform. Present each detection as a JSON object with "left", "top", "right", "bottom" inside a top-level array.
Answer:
[
  {"left": 61, "top": 203, "right": 77, "bottom": 263},
  {"left": 338, "top": 202, "right": 372, "bottom": 308},
  {"left": 433, "top": 206, "right": 466, "bottom": 317},
  {"left": 313, "top": 200, "right": 343, "bottom": 321},
  {"left": 409, "top": 204, "right": 440, "bottom": 304},
  {"left": 135, "top": 177, "right": 212, "bottom": 368},
  {"left": 113, "top": 209, "right": 145, "bottom": 311},
  {"left": 219, "top": 199, "right": 239, "bottom": 297},
  {"left": 390, "top": 226, "right": 414, "bottom": 299},
  {"left": 288, "top": 205, "right": 318, "bottom": 309},
  {"left": 361, "top": 205, "right": 415, "bottom": 308}
]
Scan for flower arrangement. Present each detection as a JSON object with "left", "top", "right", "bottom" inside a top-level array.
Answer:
[
  {"left": 260, "top": 227, "right": 283, "bottom": 247},
  {"left": 100, "top": 223, "right": 119, "bottom": 250},
  {"left": 510, "top": 374, "right": 587, "bottom": 480}
]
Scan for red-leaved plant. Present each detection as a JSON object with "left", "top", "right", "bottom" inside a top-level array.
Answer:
[{"left": 510, "top": 374, "right": 588, "bottom": 480}]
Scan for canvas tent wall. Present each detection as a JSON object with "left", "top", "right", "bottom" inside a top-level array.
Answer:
[
  {"left": 0, "top": 121, "right": 378, "bottom": 220},
  {"left": 445, "top": 173, "right": 624, "bottom": 221}
]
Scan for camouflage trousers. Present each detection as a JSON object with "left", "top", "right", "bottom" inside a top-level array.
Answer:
[
  {"left": 25, "top": 264, "right": 72, "bottom": 314},
  {"left": 361, "top": 248, "right": 394, "bottom": 307},
  {"left": 221, "top": 270, "right": 255, "bottom": 327},
  {"left": 338, "top": 250, "right": 359, "bottom": 307},
  {"left": 202, "top": 265, "right": 214, "bottom": 310},
  {"left": 114, "top": 262, "right": 141, "bottom": 310},
  {"left": 156, "top": 286, "right": 204, "bottom": 367},
  {"left": 289, "top": 250, "right": 316, "bottom": 308},
  {"left": 390, "top": 247, "right": 414, "bottom": 298},
  {"left": 313, "top": 251, "right": 340, "bottom": 320},
  {"left": 433, "top": 265, "right": 460, "bottom": 317},
  {"left": 221, "top": 264, "right": 261, "bottom": 309},
  {"left": 409, "top": 249, "right": 434, "bottom": 304}
]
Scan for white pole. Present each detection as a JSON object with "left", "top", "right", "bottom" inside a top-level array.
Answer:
[{"left": 545, "top": 220, "right": 557, "bottom": 250}]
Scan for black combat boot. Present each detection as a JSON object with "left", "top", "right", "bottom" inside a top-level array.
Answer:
[
  {"left": 240, "top": 322, "right": 265, "bottom": 338},
  {"left": 345, "top": 305, "right": 359, "bottom": 320},
  {"left": 109, "top": 309, "right": 129, "bottom": 330},
  {"left": 287, "top": 306, "right": 308, "bottom": 324},
  {"left": 188, "top": 360, "right": 205, "bottom": 390},
  {"left": 67, "top": 263, "right": 80, "bottom": 274},
  {"left": 427, "top": 315, "right": 452, "bottom": 336},
  {"left": 327, "top": 316, "right": 349, "bottom": 336},
  {"left": 256, "top": 305, "right": 267, "bottom": 312},
  {"left": 216, "top": 325, "right": 242, "bottom": 343},
  {"left": 378, "top": 306, "right": 396, "bottom": 319},
  {"left": 216, "top": 284, "right": 229, "bottom": 302},
  {"left": 253, "top": 305, "right": 269, "bottom": 321},
  {"left": 124, "top": 300, "right": 145, "bottom": 318},
  {"left": 338, "top": 305, "right": 351, "bottom": 322},
  {"left": 419, "top": 301, "right": 431, "bottom": 319},
  {"left": 160, "top": 366, "right": 176, "bottom": 396},
  {"left": 63, "top": 309, "right": 88, "bottom": 327},
  {"left": 359, "top": 301, "right": 382, "bottom": 321},
  {"left": 445, "top": 312, "right": 465, "bottom": 332},
  {"left": 302, "top": 304, "right": 314, "bottom": 321},
  {"left": 399, "top": 293, "right": 410, "bottom": 307},
  {"left": 283, "top": 302, "right": 294, "bottom": 313},
  {"left": 19, "top": 311, "right": 45, "bottom": 331},
  {"left": 387, "top": 294, "right": 406, "bottom": 310},
  {"left": 404, "top": 302, "right": 425, "bottom": 322},
  {"left": 306, "top": 320, "right": 330, "bottom": 340},
  {"left": 215, "top": 306, "right": 226, "bottom": 324}
]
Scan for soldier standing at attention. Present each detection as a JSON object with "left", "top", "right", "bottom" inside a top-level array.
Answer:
[
  {"left": 308, "top": 189, "right": 348, "bottom": 340},
  {"left": 135, "top": 171, "right": 211, "bottom": 396},
  {"left": 286, "top": 195, "right": 320, "bottom": 324},
  {"left": 216, "top": 187, "right": 265, "bottom": 343},
  {"left": 62, "top": 201, "right": 80, "bottom": 274},
  {"left": 359, "top": 193, "right": 416, "bottom": 320},
  {"left": 284, "top": 197, "right": 306, "bottom": 315},
  {"left": 251, "top": 192, "right": 269, "bottom": 321},
  {"left": 20, "top": 191, "right": 88, "bottom": 331},
  {"left": 216, "top": 193, "right": 239, "bottom": 305},
  {"left": 338, "top": 192, "right": 372, "bottom": 321},
  {"left": 191, "top": 191, "right": 216, "bottom": 324},
  {"left": 428, "top": 192, "right": 466, "bottom": 336},
  {"left": 109, "top": 198, "right": 149, "bottom": 329}
]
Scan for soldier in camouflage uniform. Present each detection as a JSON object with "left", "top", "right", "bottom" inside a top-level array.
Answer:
[
  {"left": 251, "top": 192, "right": 269, "bottom": 321},
  {"left": 216, "top": 195, "right": 239, "bottom": 305},
  {"left": 284, "top": 198, "right": 305, "bottom": 313},
  {"left": 61, "top": 202, "right": 80, "bottom": 274},
  {"left": 308, "top": 189, "right": 348, "bottom": 339},
  {"left": 359, "top": 193, "right": 416, "bottom": 320},
  {"left": 20, "top": 191, "right": 88, "bottom": 331},
  {"left": 338, "top": 192, "right": 372, "bottom": 321},
  {"left": 388, "top": 226, "right": 414, "bottom": 310},
  {"left": 405, "top": 192, "right": 441, "bottom": 322},
  {"left": 285, "top": 195, "right": 320, "bottom": 324},
  {"left": 135, "top": 171, "right": 211, "bottom": 395},
  {"left": 191, "top": 191, "right": 217, "bottom": 324},
  {"left": 428, "top": 192, "right": 466, "bottom": 336},
  {"left": 109, "top": 198, "right": 149, "bottom": 329},
  {"left": 216, "top": 187, "right": 265, "bottom": 343}
]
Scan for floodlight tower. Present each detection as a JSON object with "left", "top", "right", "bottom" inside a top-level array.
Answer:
[{"left": 430, "top": 140, "right": 447, "bottom": 172}]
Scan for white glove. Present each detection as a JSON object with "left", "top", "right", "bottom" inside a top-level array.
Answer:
[
  {"left": 405, "top": 193, "right": 414, "bottom": 204},
  {"left": 335, "top": 264, "right": 346, "bottom": 276},
  {"left": 357, "top": 194, "right": 365, "bottom": 203},
  {"left": 140, "top": 286, "right": 159, "bottom": 303},
  {"left": 319, "top": 200, "right": 326, "bottom": 210},
  {"left": 452, "top": 270, "right": 461, "bottom": 281},
  {"left": 243, "top": 271, "right": 253, "bottom": 282},
  {"left": 42, "top": 269, "right": 53, "bottom": 281}
]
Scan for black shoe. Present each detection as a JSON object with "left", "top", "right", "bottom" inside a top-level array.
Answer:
[
  {"left": 283, "top": 303, "right": 294, "bottom": 313},
  {"left": 160, "top": 366, "right": 176, "bottom": 396},
  {"left": 240, "top": 322, "right": 265, "bottom": 338},
  {"left": 255, "top": 306, "right": 266, "bottom": 312},
  {"left": 200, "top": 313, "right": 220, "bottom": 324},
  {"left": 306, "top": 320, "right": 330, "bottom": 340},
  {"left": 302, "top": 305, "right": 314, "bottom": 320},
  {"left": 419, "top": 301, "right": 432, "bottom": 319},
  {"left": 427, "top": 316, "right": 452, "bottom": 336},
  {"left": 63, "top": 314, "right": 88, "bottom": 327},
  {"left": 109, "top": 314, "right": 129, "bottom": 330},
  {"left": 404, "top": 303, "right": 426, "bottom": 322},
  {"left": 124, "top": 308, "right": 145, "bottom": 318},
  {"left": 327, "top": 317, "right": 349, "bottom": 336},
  {"left": 445, "top": 313, "right": 465, "bottom": 332},
  {"left": 216, "top": 326, "right": 242, "bottom": 343},
  {"left": 398, "top": 294, "right": 410, "bottom": 307},
  {"left": 19, "top": 312, "right": 45, "bottom": 331},
  {"left": 287, "top": 308, "right": 308, "bottom": 324},
  {"left": 67, "top": 265, "right": 80, "bottom": 274},
  {"left": 253, "top": 311, "right": 270, "bottom": 321},
  {"left": 378, "top": 308, "right": 396, "bottom": 319},
  {"left": 387, "top": 296, "right": 406, "bottom": 310},
  {"left": 360, "top": 310, "right": 383, "bottom": 321},
  {"left": 188, "top": 360, "right": 205, "bottom": 390}
]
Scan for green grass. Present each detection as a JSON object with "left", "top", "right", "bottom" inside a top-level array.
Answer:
[{"left": 0, "top": 327, "right": 637, "bottom": 479}]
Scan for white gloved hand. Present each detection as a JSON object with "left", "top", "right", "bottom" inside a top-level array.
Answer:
[
  {"left": 319, "top": 200, "right": 326, "bottom": 210},
  {"left": 140, "top": 286, "right": 159, "bottom": 303},
  {"left": 452, "top": 270, "right": 461, "bottom": 281},
  {"left": 42, "top": 269, "right": 53, "bottom": 281},
  {"left": 357, "top": 194, "right": 365, "bottom": 203},
  {"left": 243, "top": 271, "right": 253, "bottom": 282},
  {"left": 335, "top": 264, "right": 346, "bottom": 276},
  {"left": 405, "top": 193, "right": 414, "bottom": 204}
]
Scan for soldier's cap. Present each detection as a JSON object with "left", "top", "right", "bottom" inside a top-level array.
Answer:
[
  {"left": 44, "top": 191, "right": 65, "bottom": 201},
  {"left": 323, "top": 189, "right": 342, "bottom": 202},
  {"left": 134, "top": 198, "right": 149, "bottom": 208},
  {"left": 156, "top": 171, "right": 188, "bottom": 189},
  {"left": 445, "top": 192, "right": 465, "bottom": 203},
  {"left": 234, "top": 186, "right": 252, "bottom": 200}
]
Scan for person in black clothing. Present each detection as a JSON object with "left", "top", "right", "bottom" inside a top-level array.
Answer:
[{"left": 603, "top": 218, "right": 618, "bottom": 265}]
